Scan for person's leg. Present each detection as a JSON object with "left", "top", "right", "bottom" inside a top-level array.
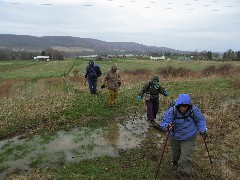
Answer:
[
  {"left": 178, "top": 136, "right": 197, "bottom": 174},
  {"left": 92, "top": 79, "right": 98, "bottom": 94},
  {"left": 152, "top": 99, "right": 159, "bottom": 119},
  {"left": 145, "top": 100, "right": 154, "bottom": 121},
  {"left": 113, "top": 89, "right": 118, "bottom": 104},
  {"left": 88, "top": 78, "right": 93, "bottom": 94},
  {"left": 170, "top": 137, "right": 181, "bottom": 166},
  {"left": 108, "top": 89, "right": 115, "bottom": 106}
]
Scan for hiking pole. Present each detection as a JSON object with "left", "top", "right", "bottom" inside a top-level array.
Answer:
[
  {"left": 132, "top": 101, "right": 139, "bottom": 122},
  {"left": 202, "top": 136, "right": 213, "bottom": 164},
  {"left": 84, "top": 78, "right": 87, "bottom": 87},
  {"left": 155, "top": 130, "right": 171, "bottom": 180}
]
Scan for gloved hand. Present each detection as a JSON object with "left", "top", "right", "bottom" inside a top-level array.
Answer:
[
  {"left": 118, "top": 81, "right": 121, "bottom": 86},
  {"left": 167, "top": 123, "right": 173, "bottom": 131},
  {"left": 163, "top": 90, "right": 168, "bottom": 96},
  {"left": 200, "top": 131, "right": 208, "bottom": 139},
  {"left": 101, "top": 84, "right": 106, "bottom": 89},
  {"left": 137, "top": 95, "right": 142, "bottom": 101}
]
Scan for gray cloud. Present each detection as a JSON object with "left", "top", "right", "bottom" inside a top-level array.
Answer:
[{"left": 0, "top": 0, "right": 239, "bottom": 52}]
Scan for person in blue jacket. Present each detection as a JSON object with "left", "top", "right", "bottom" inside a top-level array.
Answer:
[
  {"left": 160, "top": 94, "right": 208, "bottom": 179},
  {"left": 85, "top": 60, "right": 102, "bottom": 94}
]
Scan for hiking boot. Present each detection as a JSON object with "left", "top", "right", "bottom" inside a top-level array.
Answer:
[
  {"left": 171, "top": 161, "right": 178, "bottom": 171},
  {"left": 148, "top": 119, "right": 156, "bottom": 125},
  {"left": 177, "top": 171, "right": 190, "bottom": 180},
  {"left": 153, "top": 124, "right": 165, "bottom": 132}
]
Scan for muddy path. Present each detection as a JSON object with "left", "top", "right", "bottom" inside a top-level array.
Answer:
[{"left": 0, "top": 114, "right": 165, "bottom": 179}]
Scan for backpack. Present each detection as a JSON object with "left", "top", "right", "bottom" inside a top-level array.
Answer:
[{"left": 94, "top": 64, "right": 102, "bottom": 77}]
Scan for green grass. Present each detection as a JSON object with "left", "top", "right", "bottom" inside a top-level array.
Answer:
[{"left": 0, "top": 58, "right": 240, "bottom": 179}]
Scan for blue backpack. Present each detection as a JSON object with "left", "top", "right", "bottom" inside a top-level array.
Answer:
[{"left": 94, "top": 64, "right": 102, "bottom": 77}]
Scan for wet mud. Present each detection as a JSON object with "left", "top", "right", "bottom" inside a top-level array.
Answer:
[{"left": 0, "top": 115, "right": 164, "bottom": 178}]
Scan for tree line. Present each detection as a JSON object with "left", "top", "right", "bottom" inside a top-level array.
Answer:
[
  {"left": 0, "top": 48, "right": 239, "bottom": 61},
  {"left": 0, "top": 48, "right": 64, "bottom": 61}
]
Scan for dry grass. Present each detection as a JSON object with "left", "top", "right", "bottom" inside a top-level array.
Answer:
[
  {"left": 0, "top": 80, "right": 13, "bottom": 96},
  {"left": 0, "top": 79, "right": 74, "bottom": 122},
  {"left": 122, "top": 68, "right": 150, "bottom": 76},
  {"left": 202, "top": 64, "right": 240, "bottom": 77},
  {"left": 158, "top": 66, "right": 193, "bottom": 78},
  {"left": 1, "top": 60, "right": 239, "bottom": 179}
]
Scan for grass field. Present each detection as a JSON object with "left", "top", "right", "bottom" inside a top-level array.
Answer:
[{"left": 0, "top": 58, "right": 240, "bottom": 179}]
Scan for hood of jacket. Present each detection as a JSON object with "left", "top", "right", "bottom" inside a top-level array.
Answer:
[
  {"left": 175, "top": 94, "right": 192, "bottom": 106},
  {"left": 111, "top": 63, "right": 118, "bottom": 72},
  {"left": 89, "top": 60, "right": 94, "bottom": 66},
  {"left": 150, "top": 76, "right": 159, "bottom": 85}
]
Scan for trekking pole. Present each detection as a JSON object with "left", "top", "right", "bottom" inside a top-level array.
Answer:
[
  {"left": 84, "top": 78, "right": 87, "bottom": 87},
  {"left": 155, "top": 130, "right": 171, "bottom": 180},
  {"left": 132, "top": 101, "right": 139, "bottom": 122},
  {"left": 202, "top": 136, "right": 213, "bottom": 164}
]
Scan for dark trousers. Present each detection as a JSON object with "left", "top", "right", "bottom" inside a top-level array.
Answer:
[
  {"left": 145, "top": 98, "right": 159, "bottom": 121},
  {"left": 88, "top": 78, "right": 98, "bottom": 94}
]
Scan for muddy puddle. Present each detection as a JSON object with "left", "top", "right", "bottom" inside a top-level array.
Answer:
[{"left": 0, "top": 115, "right": 164, "bottom": 178}]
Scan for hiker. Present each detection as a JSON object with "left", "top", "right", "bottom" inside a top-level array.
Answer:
[
  {"left": 160, "top": 94, "right": 208, "bottom": 179},
  {"left": 85, "top": 60, "right": 102, "bottom": 94},
  {"left": 101, "top": 63, "right": 121, "bottom": 107},
  {"left": 137, "top": 76, "right": 168, "bottom": 124}
]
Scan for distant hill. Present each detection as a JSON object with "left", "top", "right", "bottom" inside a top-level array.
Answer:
[{"left": 0, "top": 34, "right": 179, "bottom": 55}]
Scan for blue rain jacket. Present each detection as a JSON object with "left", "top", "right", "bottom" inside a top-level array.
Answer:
[
  {"left": 85, "top": 60, "right": 101, "bottom": 80},
  {"left": 161, "top": 94, "right": 207, "bottom": 141}
]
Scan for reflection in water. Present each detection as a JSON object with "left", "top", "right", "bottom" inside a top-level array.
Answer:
[
  {"left": 0, "top": 117, "right": 151, "bottom": 178},
  {"left": 105, "top": 120, "right": 120, "bottom": 145}
]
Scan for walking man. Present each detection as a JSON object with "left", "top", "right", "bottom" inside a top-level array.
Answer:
[
  {"left": 101, "top": 63, "right": 121, "bottom": 107},
  {"left": 85, "top": 60, "right": 102, "bottom": 94}
]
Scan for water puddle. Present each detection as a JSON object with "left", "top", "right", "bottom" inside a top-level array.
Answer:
[{"left": 0, "top": 116, "right": 155, "bottom": 178}]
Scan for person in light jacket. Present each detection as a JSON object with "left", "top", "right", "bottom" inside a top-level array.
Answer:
[{"left": 101, "top": 63, "right": 121, "bottom": 107}]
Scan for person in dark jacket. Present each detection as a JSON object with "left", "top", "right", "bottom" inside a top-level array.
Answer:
[
  {"left": 160, "top": 94, "right": 208, "bottom": 179},
  {"left": 85, "top": 60, "right": 102, "bottom": 94},
  {"left": 138, "top": 76, "right": 168, "bottom": 124}
]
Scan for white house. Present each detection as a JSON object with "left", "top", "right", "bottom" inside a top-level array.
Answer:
[
  {"left": 34, "top": 56, "right": 50, "bottom": 61},
  {"left": 150, "top": 55, "right": 165, "bottom": 60}
]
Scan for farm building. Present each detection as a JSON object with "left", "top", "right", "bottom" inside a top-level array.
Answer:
[
  {"left": 34, "top": 56, "right": 50, "bottom": 61},
  {"left": 150, "top": 55, "right": 166, "bottom": 60}
]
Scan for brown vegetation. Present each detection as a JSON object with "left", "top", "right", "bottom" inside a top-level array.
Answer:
[
  {"left": 122, "top": 68, "right": 150, "bottom": 75},
  {"left": 0, "top": 80, "right": 13, "bottom": 96}
]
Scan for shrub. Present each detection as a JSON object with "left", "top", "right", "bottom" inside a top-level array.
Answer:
[
  {"left": 0, "top": 80, "right": 13, "bottom": 96},
  {"left": 158, "top": 66, "right": 191, "bottom": 78},
  {"left": 122, "top": 68, "right": 150, "bottom": 75},
  {"left": 216, "top": 64, "right": 233, "bottom": 76},
  {"left": 202, "top": 66, "right": 216, "bottom": 76}
]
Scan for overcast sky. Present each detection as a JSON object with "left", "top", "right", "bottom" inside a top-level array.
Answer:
[{"left": 1, "top": 0, "right": 240, "bottom": 52}]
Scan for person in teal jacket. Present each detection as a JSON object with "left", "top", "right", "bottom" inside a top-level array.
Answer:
[{"left": 160, "top": 94, "right": 208, "bottom": 179}]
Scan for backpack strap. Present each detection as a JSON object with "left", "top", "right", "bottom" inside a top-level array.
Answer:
[
  {"left": 172, "top": 106, "right": 195, "bottom": 136},
  {"left": 173, "top": 106, "right": 194, "bottom": 120}
]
